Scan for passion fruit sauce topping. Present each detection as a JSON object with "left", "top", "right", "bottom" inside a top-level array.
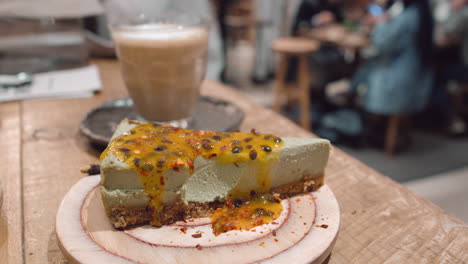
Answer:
[
  {"left": 210, "top": 194, "right": 283, "bottom": 236},
  {"left": 100, "top": 123, "right": 284, "bottom": 226}
]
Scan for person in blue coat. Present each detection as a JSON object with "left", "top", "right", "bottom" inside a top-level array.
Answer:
[{"left": 351, "top": 0, "right": 434, "bottom": 115}]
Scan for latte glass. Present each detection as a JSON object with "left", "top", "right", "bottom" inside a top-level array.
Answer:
[{"left": 106, "top": 2, "right": 209, "bottom": 127}]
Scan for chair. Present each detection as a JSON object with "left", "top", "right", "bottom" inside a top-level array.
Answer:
[
  {"left": 453, "top": 82, "right": 468, "bottom": 115},
  {"left": 385, "top": 115, "right": 404, "bottom": 157},
  {"left": 271, "top": 37, "right": 320, "bottom": 130}
]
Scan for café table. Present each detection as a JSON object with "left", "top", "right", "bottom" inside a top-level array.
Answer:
[
  {"left": 1, "top": 59, "right": 467, "bottom": 263},
  {"left": 301, "top": 24, "right": 370, "bottom": 50}
]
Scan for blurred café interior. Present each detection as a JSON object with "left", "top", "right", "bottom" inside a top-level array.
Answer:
[{"left": 1, "top": 0, "right": 467, "bottom": 228}]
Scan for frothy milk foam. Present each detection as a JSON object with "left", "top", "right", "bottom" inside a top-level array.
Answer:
[{"left": 113, "top": 24, "right": 208, "bottom": 121}]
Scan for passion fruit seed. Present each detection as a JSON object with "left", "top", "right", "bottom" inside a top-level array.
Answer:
[
  {"left": 246, "top": 145, "right": 252, "bottom": 149},
  {"left": 142, "top": 163, "right": 154, "bottom": 171},
  {"left": 157, "top": 157, "right": 166, "bottom": 168},
  {"left": 249, "top": 150, "right": 257, "bottom": 160},
  {"left": 244, "top": 137, "right": 253, "bottom": 142},
  {"left": 203, "top": 143, "right": 214, "bottom": 150},
  {"left": 155, "top": 145, "right": 166, "bottom": 151},
  {"left": 261, "top": 145, "right": 272, "bottom": 152},
  {"left": 263, "top": 135, "right": 272, "bottom": 140},
  {"left": 118, "top": 147, "right": 130, "bottom": 151},
  {"left": 133, "top": 158, "right": 141, "bottom": 167},
  {"left": 232, "top": 140, "right": 241, "bottom": 144},
  {"left": 250, "top": 128, "right": 259, "bottom": 135},
  {"left": 254, "top": 208, "right": 274, "bottom": 217},
  {"left": 201, "top": 138, "right": 211, "bottom": 143},
  {"left": 231, "top": 146, "right": 243, "bottom": 153},
  {"left": 274, "top": 137, "right": 282, "bottom": 143},
  {"left": 234, "top": 199, "right": 243, "bottom": 207},
  {"left": 162, "top": 139, "right": 174, "bottom": 144},
  {"left": 268, "top": 196, "right": 279, "bottom": 203},
  {"left": 212, "top": 135, "right": 222, "bottom": 141}
]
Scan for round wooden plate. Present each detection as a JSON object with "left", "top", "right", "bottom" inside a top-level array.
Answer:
[{"left": 56, "top": 176, "right": 340, "bottom": 264}]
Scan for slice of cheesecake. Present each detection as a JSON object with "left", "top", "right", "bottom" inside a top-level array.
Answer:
[{"left": 100, "top": 120, "right": 331, "bottom": 229}]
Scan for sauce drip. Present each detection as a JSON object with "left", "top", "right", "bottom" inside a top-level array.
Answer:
[
  {"left": 100, "top": 123, "right": 283, "bottom": 226},
  {"left": 210, "top": 195, "right": 283, "bottom": 236}
]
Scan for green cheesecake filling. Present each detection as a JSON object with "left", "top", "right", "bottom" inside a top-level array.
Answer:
[{"left": 100, "top": 122, "right": 283, "bottom": 226}]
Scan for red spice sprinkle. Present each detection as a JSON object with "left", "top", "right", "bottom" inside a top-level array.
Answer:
[
  {"left": 195, "top": 244, "right": 203, "bottom": 250},
  {"left": 192, "top": 233, "right": 202, "bottom": 238},
  {"left": 303, "top": 222, "right": 307, "bottom": 225},
  {"left": 187, "top": 159, "right": 194, "bottom": 169},
  {"left": 274, "top": 239, "right": 279, "bottom": 242},
  {"left": 296, "top": 198, "right": 301, "bottom": 202},
  {"left": 251, "top": 229, "right": 256, "bottom": 232},
  {"left": 259, "top": 242, "right": 265, "bottom": 247},
  {"left": 180, "top": 228, "right": 187, "bottom": 234},
  {"left": 272, "top": 230, "right": 277, "bottom": 236},
  {"left": 320, "top": 224, "right": 329, "bottom": 229},
  {"left": 186, "top": 139, "right": 197, "bottom": 145},
  {"left": 312, "top": 197, "right": 318, "bottom": 200},
  {"left": 233, "top": 162, "right": 239, "bottom": 167}
]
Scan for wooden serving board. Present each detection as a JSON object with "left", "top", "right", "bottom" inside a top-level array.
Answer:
[{"left": 56, "top": 176, "right": 340, "bottom": 264}]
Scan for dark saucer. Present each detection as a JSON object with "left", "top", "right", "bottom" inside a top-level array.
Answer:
[{"left": 80, "top": 96, "right": 244, "bottom": 146}]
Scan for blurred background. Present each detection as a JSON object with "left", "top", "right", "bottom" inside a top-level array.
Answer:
[{"left": 0, "top": 0, "right": 467, "bottom": 220}]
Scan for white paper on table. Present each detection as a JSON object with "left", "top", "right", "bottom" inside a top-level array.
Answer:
[
  {"left": 0, "top": 0, "right": 103, "bottom": 19},
  {"left": 0, "top": 65, "right": 102, "bottom": 102}
]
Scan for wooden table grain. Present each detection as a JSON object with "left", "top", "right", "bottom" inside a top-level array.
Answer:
[{"left": 0, "top": 59, "right": 467, "bottom": 264}]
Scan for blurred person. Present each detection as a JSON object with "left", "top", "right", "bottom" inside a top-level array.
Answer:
[
  {"left": 291, "top": 0, "right": 344, "bottom": 35},
  {"left": 350, "top": 0, "right": 434, "bottom": 118},
  {"left": 252, "top": 0, "right": 291, "bottom": 83},
  {"left": 433, "top": 0, "right": 468, "bottom": 136},
  {"left": 212, "top": 0, "right": 236, "bottom": 82},
  {"left": 287, "top": 0, "right": 348, "bottom": 108}
]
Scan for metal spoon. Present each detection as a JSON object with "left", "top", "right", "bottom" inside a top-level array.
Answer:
[{"left": 0, "top": 72, "right": 33, "bottom": 88}]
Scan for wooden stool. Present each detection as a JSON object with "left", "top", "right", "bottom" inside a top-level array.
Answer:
[
  {"left": 454, "top": 82, "right": 468, "bottom": 115},
  {"left": 385, "top": 115, "right": 401, "bottom": 157},
  {"left": 385, "top": 115, "right": 411, "bottom": 157},
  {"left": 271, "top": 37, "right": 320, "bottom": 130}
]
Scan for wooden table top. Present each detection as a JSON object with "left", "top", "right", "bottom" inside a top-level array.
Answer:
[
  {"left": 1, "top": 59, "right": 467, "bottom": 263},
  {"left": 302, "top": 24, "right": 370, "bottom": 50}
]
